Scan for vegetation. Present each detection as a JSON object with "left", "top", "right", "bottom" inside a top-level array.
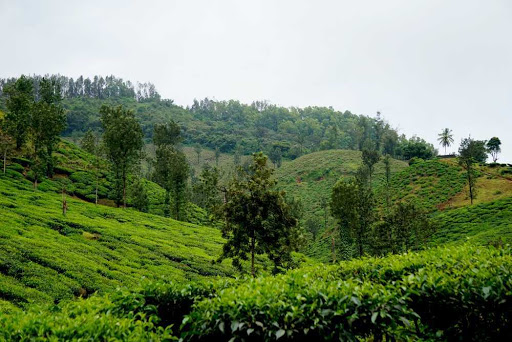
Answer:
[
  {"left": 0, "top": 175, "right": 233, "bottom": 309},
  {"left": 487, "top": 136, "right": 502, "bottom": 163},
  {"left": 0, "top": 73, "right": 511, "bottom": 340},
  {"left": 220, "top": 153, "right": 301, "bottom": 276},
  {"left": 2, "top": 245, "right": 511, "bottom": 341},
  {"left": 100, "top": 105, "right": 144, "bottom": 207},
  {"left": 437, "top": 128, "right": 454, "bottom": 155}
]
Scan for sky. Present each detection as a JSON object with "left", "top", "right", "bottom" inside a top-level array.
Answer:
[{"left": 1, "top": 0, "right": 511, "bottom": 160}]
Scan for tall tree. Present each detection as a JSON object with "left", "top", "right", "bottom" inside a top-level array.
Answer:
[
  {"left": 383, "top": 154, "right": 392, "bottom": 211},
  {"left": 193, "top": 165, "right": 221, "bottom": 220},
  {"left": 487, "top": 137, "right": 501, "bottom": 163},
  {"left": 214, "top": 146, "right": 221, "bottom": 166},
  {"left": 372, "top": 202, "right": 434, "bottom": 255},
  {"left": 220, "top": 152, "right": 299, "bottom": 277},
  {"left": 458, "top": 137, "right": 486, "bottom": 204},
  {"left": 3, "top": 75, "right": 33, "bottom": 149},
  {"left": 152, "top": 121, "right": 189, "bottom": 220},
  {"left": 81, "top": 129, "right": 97, "bottom": 154},
  {"left": 100, "top": 105, "right": 143, "bottom": 207},
  {"left": 194, "top": 144, "right": 202, "bottom": 164},
  {"left": 437, "top": 128, "right": 454, "bottom": 155},
  {"left": 268, "top": 147, "right": 282, "bottom": 168},
  {"left": 331, "top": 166, "right": 375, "bottom": 257},
  {"left": 0, "top": 124, "right": 14, "bottom": 174},
  {"left": 362, "top": 148, "right": 380, "bottom": 185},
  {"left": 31, "top": 77, "right": 66, "bottom": 176}
]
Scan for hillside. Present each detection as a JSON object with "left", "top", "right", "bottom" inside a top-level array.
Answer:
[
  {"left": 275, "top": 149, "right": 408, "bottom": 221},
  {"left": 432, "top": 196, "right": 512, "bottom": 246},
  {"left": 0, "top": 175, "right": 235, "bottom": 312}
]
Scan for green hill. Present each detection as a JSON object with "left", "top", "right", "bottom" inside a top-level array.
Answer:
[
  {"left": 275, "top": 149, "right": 408, "bottom": 221},
  {"left": 0, "top": 174, "right": 234, "bottom": 311},
  {"left": 431, "top": 196, "right": 512, "bottom": 246}
]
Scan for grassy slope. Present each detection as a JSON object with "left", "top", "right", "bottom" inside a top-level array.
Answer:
[
  {"left": 275, "top": 150, "right": 408, "bottom": 262},
  {"left": 0, "top": 175, "right": 233, "bottom": 311},
  {"left": 276, "top": 149, "right": 408, "bottom": 221},
  {"left": 431, "top": 196, "right": 512, "bottom": 246}
]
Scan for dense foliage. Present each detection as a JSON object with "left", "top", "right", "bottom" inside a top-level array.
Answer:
[
  {"left": 1, "top": 245, "right": 511, "bottom": 341},
  {"left": 1, "top": 75, "right": 438, "bottom": 161}
]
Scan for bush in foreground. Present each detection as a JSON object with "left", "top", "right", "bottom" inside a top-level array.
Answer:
[{"left": 1, "top": 245, "right": 511, "bottom": 341}]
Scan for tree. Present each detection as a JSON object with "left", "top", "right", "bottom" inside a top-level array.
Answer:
[
  {"left": 437, "top": 128, "right": 454, "bottom": 155},
  {"left": 100, "top": 105, "right": 143, "bottom": 208},
  {"left": 168, "top": 150, "right": 189, "bottom": 221},
  {"left": 331, "top": 166, "right": 375, "bottom": 257},
  {"left": 81, "top": 129, "right": 97, "bottom": 154},
  {"left": 3, "top": 75, "right": 33, "bottom": 149},
  {"left": 372, "top": 202, "right": 434, "bottom": 255},
  {"left": 81, "top": 130, "right": 103, "bottom": 204},
  {"left": 194, "top": 144, "right": 202, "bottom": 164},
  {"left": 214, "top": 147, "right": 221, "bottom": 166},
  {"left": 30, "top": 77, "right": 67, "bottom": 176},
  {"left": 458, "top": 137, "right": 486, "bottom": 204},
  {"left": 362, "top": 148, "right": 380, "bottom": 185},
  {"left": 233, "top": 143, "right": 242, "bottom": 166},
  {"left": 193, "top": 164, "right": 221, "bottom": 220},
  {"left": 129, "top": 178, "right": 149, "bottom": 213},
  {"left": 220, "top": 152, "right": 299, "bottom": 277},
  {"left": 383, "top": 154, "right": 392, "bottom": 211},
  {"left": 0, "top": 124, "right": 14, "bottom": 174},
  {"left": 305, "top": 217, "right": 322, "bottom": 240},
  {"left": 152, "top": 121, "right": 189, "bottom": 220},
  {"left": 397, "top": 136, "right": 437, "bottom": 160},
  {"left": 487, "top": 137, "right": 501, "bottom": 163},
  {"left": 268, "top": 147, "right": 282, "bottom": 168}
]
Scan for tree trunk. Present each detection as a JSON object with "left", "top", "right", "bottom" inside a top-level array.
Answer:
[
  {"left": 251, "top": 231, "right": 255, "bottom": 278},
  {"left": 3, "top": 149, "right": 6, "bottom": 174},
  {"left": 467, "top": 165, "right": 473, "bottom": 205},
  {"left": 122, "top": 171, "right": 127, "bottom": 208},
  {"left": 331, "top": 234, "right": 336, "bottom": 264}
]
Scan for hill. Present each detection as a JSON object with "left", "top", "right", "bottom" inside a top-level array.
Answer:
[
  {"left": 275, "top": 150, "right": 408, "bottom": 262},
  {"left": 0, "top": 174, "right": 235, "bottom": 312}
]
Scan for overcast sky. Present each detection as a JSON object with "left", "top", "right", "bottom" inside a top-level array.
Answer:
[{"left": 1, "top": 0, "right": 511, "bottom": 160}]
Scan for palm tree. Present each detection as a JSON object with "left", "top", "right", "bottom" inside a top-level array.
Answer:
[{"left": 437, "top": 128, "right": 454, "bottom": 155}]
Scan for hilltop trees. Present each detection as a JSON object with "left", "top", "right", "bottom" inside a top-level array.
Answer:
[
  {"left": 220, "top": 152, "right": 300, "bottom": 276},
  {"left": 100, "top": 105, "right": 143, "bottom": 207},
  {"left": 487, "top": 137, "right": 501, "bottom": 163},
  {"left": 438, "top": 128, "right": 454, "bottom": 155}
]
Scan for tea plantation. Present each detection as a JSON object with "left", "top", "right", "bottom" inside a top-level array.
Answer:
[
  {"left": 0, "top": 174, "right": 234, "bottom": 311},
  {"left": 1, "top": 245, "right": 510, "bottom": 340}
]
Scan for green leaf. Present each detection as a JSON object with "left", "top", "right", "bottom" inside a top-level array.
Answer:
[
  {"left": 276, "top": 329, "right": 285, "bottom": 339},
  {"left": 371, "top": 312, "right": 378, "bottom": 324}
]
